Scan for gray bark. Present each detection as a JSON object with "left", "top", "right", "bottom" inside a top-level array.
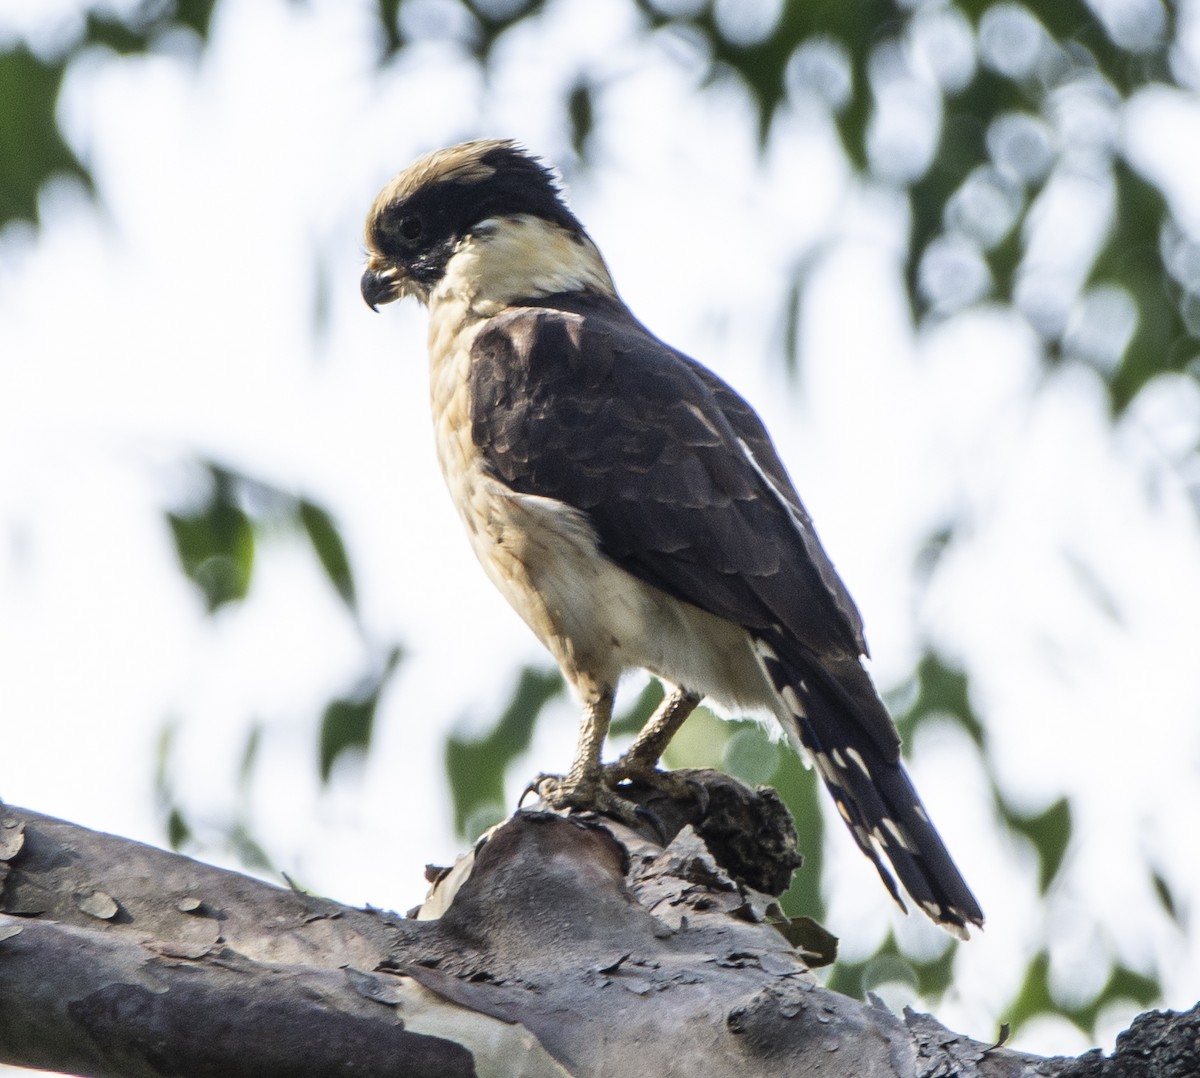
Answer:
[{"left": 0, "top": 775, "right": 1195, "bottom": 1077}]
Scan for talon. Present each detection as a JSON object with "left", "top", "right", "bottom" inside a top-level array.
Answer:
[
  {"left": 634, "top": 804, "right": 670, "bottom": 844},
  {"left": 684, "top": 775, "right": 710, "bottom": 816},
  {"left": 518, "top": 778, "right": 542, "bottom": 809},
  {"left": 520, "top": 772, "right": 566, "bottom": 808}
]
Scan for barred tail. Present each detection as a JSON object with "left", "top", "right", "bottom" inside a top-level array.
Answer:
[{"left": 752, "top": 636, "right": 984, "bottom": 937}]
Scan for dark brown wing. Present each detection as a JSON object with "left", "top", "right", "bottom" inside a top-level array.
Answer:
[
  {"left": 687, "top": 361, "right": 868, "bottom": 656},
  {"left": 468, "top": 293, "right": 898, "bottom": 758}
]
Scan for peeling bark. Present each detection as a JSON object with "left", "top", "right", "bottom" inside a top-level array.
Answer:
[{"left": 0, "top": 777, "right": 1195, "bottom": 1077}]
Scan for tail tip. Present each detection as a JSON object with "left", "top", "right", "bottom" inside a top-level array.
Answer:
[{"left": 922, "top": 899, "right": 985, "bottom": 940}]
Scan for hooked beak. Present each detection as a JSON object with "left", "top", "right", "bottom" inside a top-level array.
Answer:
[{"left": 360, "top": 263, "right": 403, "bottom": 311}]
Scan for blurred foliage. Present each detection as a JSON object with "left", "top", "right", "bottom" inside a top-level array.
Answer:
[
  {"left": 0, "top": 45, "right": 91, "bottom": 226},
  {"left": 629, "top": 0, "right": 1196, "bottom": 412},
  {"left": 1152, "top": 869, "right": 1184, "bottom": 929},
  {"left": 154, "top": 716, "right": 276, "bottom": 874},
  {"left": 609, "top": 676, "right": 666, "bottom": 739},
  {"left": 154, "top": 721, "right": 194, "bottom": 852},
  {"left": 159, "top": 458, "right": 402, "bottom": 873},
  {"left": 827, "top": 929, "right": 956, "bottom": 1000},
  {"left": 319, "top": 645, "right": 404, "bottom": 784},
  {"left": 892, "top": 650, "right": 984, "bottom": 748},
  {"left": 373, "top": 0, "right": 548, "bottom": 64},
  {"left": 446, "top": 666, "right": 565, "bottom": 840},
  {"left": 167, "top": 460, "right": 360, "bottom": 618},
  {"left": 634, "top": 0, "right": 892, "bottom": 153},
  {"left": 0, "top": 0, "right": 219, "bottom": 226},
  {"left": 4, "top": 0, "right": 1196, "bottom": 1047},
  {"left": 8, "top": 0, "right": 1196, "bottom": 420},
  {"left": 299, "top": 499, "right": 358, "bottom": 612},
  {"left": 1000, "top": 794, "right": 1072, "bottom": 895},
  {"left": 167, "top": 465, "right": 255, "bottom": 614},
  {"left": 566, "top": 77, "right": 596, "bottom": 159},
  {"left": 896, "top": 650, "right": 1077, "bottom": 897},
  {"left": 1095, "top": 159, "right": 1189, "bottom": 412},
  {"left": 1009, "top": 950, "right": 1161, "bottom": 1040}
]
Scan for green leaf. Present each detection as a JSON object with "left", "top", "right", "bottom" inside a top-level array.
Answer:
[
  {"left": 609, "top": 678, "right": 664, "bottom": 740},
  {"left": 723, "top": 725, "right": 782, "bottom": 787},
  {"left": 1151, "top": 870, "right": 1181, "bottom": 926},
  {"left": 1093, "top": 965, "right": 1161, "bottom": 1020},
  {"left": 1006, "top": 949, "right": 1055, "bottom": 1034},
  {"left": 984, "top": 216, "right": 1027, "bottom": 302},
  {"left": 1093, "top": 159, "right": 1191, "bottom": 413},
  {"left": 658, "top": 705, "right": 729, "bottom": 768},
  {"left": 1006, "top": 951, "right": 1161, "bottom": 1038},
  {"left": 770, "top": 736, "right": 824, "bottom": 924},
  {"left": 905, "top": 68, "right": 1024, "bottom": 316},
  {"left": 155, "top": 719, "right": 193, "bottom": 851},
  {"left": 833, "top": 40, "right": 871, "bottom": 173},
  {"left": 826, "top": 930, "right": 957, "bottom": 1001},
  {"left": 238, "top": 722, "right": 263, "bottom": 794},
  {"left": 171, "top": 0, "right": 221, "bottom": 42},
  {"left": 166, "top": 807, "right": 192, "bottom": 851},
  {"left": 1061, "top": 548, "right": 1124, "bottom": 624},
  {"left": 910, "top": 936, "right": 958, "bottom": 998},
  {"left": 299, "top": 499, "right": 357, "bottom": 612},
  {"left": 319, "top": 697, "right": 375, "bottom": 784},
  {"left": 445, "top": 665, "right": 564, "bottom": 836},
  {"left": 81, "top": 11, "right": 156, "bottom": 54},
  {"left": 229, "top": 822, "right": 275, "bottom": 874},
  {"left": 630, "top": 0, "right": 888, "bottom": 155},
  {"left": 779, "top": 268, "right": 805, "bottom": 382},
  {"left": 374, "top": 0, "right": 405, "bottom": 60},
  {"left": 998, "top": 795, "right": 1072, "bottom": 894},
  {"left": 913, "top": 521, "right": 956, "bottom": 584},
  {"left": 468, "top": 0, "right": 547, "bottom": 66},
  {"left": 318, "top": 646, "right": 404, "bottom": 784},
  {"left": 0, "top": 46, "right": 92, "bottom": 228},
  {"left": 81, "top": 0, "right": 219, "bottom": 54},
  {"left": 893, "top": 651, "right": 984, "bottom": 747},
  {"left": 167, "top": 468, "right": 255, "bottom": 613},
  {"left": 567, "top": 79, "right": 594, "bottom": 160}
]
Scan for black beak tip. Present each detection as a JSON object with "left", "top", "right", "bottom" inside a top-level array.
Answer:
[{"left": 360, "top": 267, "right": 391, "bottom": 312}]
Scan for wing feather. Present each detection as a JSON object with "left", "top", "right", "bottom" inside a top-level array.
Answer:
[{"left": 469, "top": 294, "right": 897, "bottom": 756}]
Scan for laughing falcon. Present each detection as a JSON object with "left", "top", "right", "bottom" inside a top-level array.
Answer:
[{"left": 361, "top": 139, "right": 983, "bottom": 935}]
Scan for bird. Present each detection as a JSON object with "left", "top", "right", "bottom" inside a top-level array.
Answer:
[{"left": 361, "top": 139, "right": 983, "bottom": 936}]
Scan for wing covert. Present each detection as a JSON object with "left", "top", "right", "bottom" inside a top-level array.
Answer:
[{"left": 469, "top": 296, "right": 866, "bottom": 661}]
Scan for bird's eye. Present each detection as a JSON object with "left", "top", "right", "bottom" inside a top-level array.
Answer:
[{"left": 376, "top": 211, "right": 424, "bottom": 252}]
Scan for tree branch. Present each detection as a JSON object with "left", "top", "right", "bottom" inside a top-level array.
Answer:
[{"left": 0, "top": 781, "right": 1194, "bottom": 1077}]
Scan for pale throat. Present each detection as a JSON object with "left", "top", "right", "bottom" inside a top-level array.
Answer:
[{"left": 429, "top": 214, "right": 615, "bottom": 323}]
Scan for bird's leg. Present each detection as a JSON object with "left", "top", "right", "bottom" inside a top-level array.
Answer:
[
  {"left": 530, "top": 687, "right": 642, "bottom": 819},
  {"left": 605, "top": 687, "right": 703, "bottom": 798},
  {"left": 564, "top": 687, "right": 614, "bottom": 792},
  {"left": 531, "top": 686, "right": 707, "bottom": 823}
]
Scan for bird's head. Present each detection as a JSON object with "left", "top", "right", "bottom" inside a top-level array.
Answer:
[{"left": 361, "top": 139, "right": 612, "bottom": 313}]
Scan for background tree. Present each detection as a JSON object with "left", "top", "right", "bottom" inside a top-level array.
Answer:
[{"left": 2, "top": 0, "right": 1198, "bottom": 1072}]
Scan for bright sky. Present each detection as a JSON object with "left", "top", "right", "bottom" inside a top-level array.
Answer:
[{"left": 2, "top": 0, "right": 1200, "bottom": 1067}]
